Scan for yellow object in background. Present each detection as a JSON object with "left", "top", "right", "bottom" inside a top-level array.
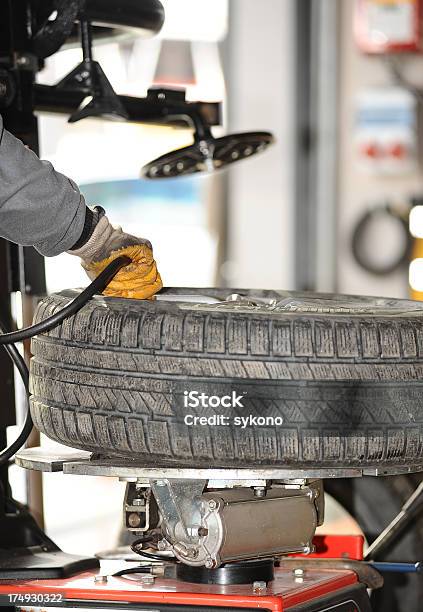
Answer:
[
  {"left": 83, "top": 244, "right": 163, "bottom": 300},
  {"left": 409, "top": 238, "right": 423, "bottom": 301}
]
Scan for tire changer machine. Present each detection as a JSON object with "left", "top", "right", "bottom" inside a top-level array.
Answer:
[{"left": 0, "top": 2, "right": 422, "bottom": 612}]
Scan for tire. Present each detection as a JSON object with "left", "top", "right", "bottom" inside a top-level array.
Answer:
[
  {"left": 29, "top": 287, "right": 423, "bottom": 470},
  {"left": 325, "top": 474, "right": 423, "bottom": 612}
]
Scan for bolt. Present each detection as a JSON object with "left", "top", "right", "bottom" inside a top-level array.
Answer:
[
  {"left": 308, "top": 487, "right": 319, "bottom": 500},
  {"left": 16, "top": 55, "right": 30, "bottom": 66},
  {"left": 208, "top": 499, "right": 218, "bottom": 510},
  {"left": 205, "top": 558, "right": 215, "bottom": 569},
  {"left": 187, "top": 548, "right": 199, "bottom": 559},
  {"left": 128, "top": 512, "right": 141, "bottom": 528},
  {"left": 253, "top": 580, "right": 267, "bottom": 592},
  {"left": 174, "top": 542, "right": 190, "bottom": 557},
  {"left": 141, "top": 574, "right": 155, "bottom": 586},
  {"left": 302, "top": 545, "right": 313, "bottom": 555},
  {"left": 198, "top": 527, "right": 209, "bottom": 537},
  {"left": 0, "top": 82, "right": 7, "bottom": 97},
  {"left": 157, "top": 539, "right": 168, "bottom": 551},
  {"left": 293, "top": 568, "right": 304, "bottom": 578},
  {"left": 94, "top": 575, "right": 108, "bottom": 584}
]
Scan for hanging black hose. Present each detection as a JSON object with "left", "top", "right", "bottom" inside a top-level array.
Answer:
[
  {"left": 0, "top": 254, "right": 132, "bottom": 465},
  {"left": 0, "top": 255, "right": 131, "bottom": 345},
  {"left": 131, "top": 537, "right": 177, "bottom": 563},
  {"left": 0, "top": 321, "right": 32, "bottom": 466},
  {"left": 0, "top": 324, "right": 30, "bottom": 392},
  {"left": 351, "top": 203, "right": 412, "bottom": 276},
  {"left": 112, "top": 535, "right": 170, "bottom": 578}
]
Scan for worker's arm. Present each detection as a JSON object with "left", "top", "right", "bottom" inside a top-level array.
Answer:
[
  {"left": 0, "top": 116, "right": 162, "bottom": 298},
  {"left": 0, "top": 115, "right": 89, "bottom": 256},
  {"left": 0, "top": 116, "right": 147, "bottom": 259}
]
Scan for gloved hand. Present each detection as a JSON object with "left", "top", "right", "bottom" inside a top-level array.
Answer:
[{"left": 68, "top": 208, "right": 162, "bottom": 300}]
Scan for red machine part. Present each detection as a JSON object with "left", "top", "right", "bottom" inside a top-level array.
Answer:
[
  {"left": 0, "top": 536, "right": 366, "bottom": 611},
  {"left": 0, "top": 569, "right": 357, "bottom": 611},
  {"left": 307, "top": 534, "right": 365, "bottom": 560}
]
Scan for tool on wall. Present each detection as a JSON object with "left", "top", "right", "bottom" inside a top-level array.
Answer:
[{"left": 351, "top": 200, "right": 413, "bottom": 275}]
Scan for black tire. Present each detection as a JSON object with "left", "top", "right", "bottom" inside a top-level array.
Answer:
[
  {"left": 29, "top": 287, "right": 423, "bottom": 470},
  {"left": 325, "top": 474, "right": 423, "bottom": 612}
]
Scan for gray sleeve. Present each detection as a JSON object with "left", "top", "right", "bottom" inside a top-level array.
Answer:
[{"left": 0, "top": 115, "right": 87, "bottom": 256}]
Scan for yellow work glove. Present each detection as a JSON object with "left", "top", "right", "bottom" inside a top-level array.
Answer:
[
  {"left": 83, "top": 244, "right": 162, "bottom": 300},
  {"left": 68, "top": 207, "right": 162, "bottom": 299}
]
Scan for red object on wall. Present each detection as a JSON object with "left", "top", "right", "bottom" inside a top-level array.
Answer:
[
  {"left": 355, "top": 0, "right": 423, "bottom": 53},
  {"left": 388, "top": 142, "right": 408, "bottom": 158},
  {"left": 361, "top": 142, "right": 382, "bottom": 158}
]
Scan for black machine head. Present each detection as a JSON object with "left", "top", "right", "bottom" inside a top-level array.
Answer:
[{"left": 141, "top": 131, "right": 274, "bottom": 179}]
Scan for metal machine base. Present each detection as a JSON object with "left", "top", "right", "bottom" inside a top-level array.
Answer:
[{"left": 14, "top": 446, "right": 423, "bottom": 478}]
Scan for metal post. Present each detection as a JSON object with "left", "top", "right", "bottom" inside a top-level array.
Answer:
[
  {"left": 293, "top": 0, "right": 314, "bottom": 291},
  {"left": 0, "top": 0, "right": 46, "bottom": 526},
  {"left": 313, "top": 0, "right": 339, "bottom": 293},
  {"left": 293, "top": 0, "right": 339, "bottom": 292},
  {"left": 80, "top": 17, "right": 94, "bottom": 62}
]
